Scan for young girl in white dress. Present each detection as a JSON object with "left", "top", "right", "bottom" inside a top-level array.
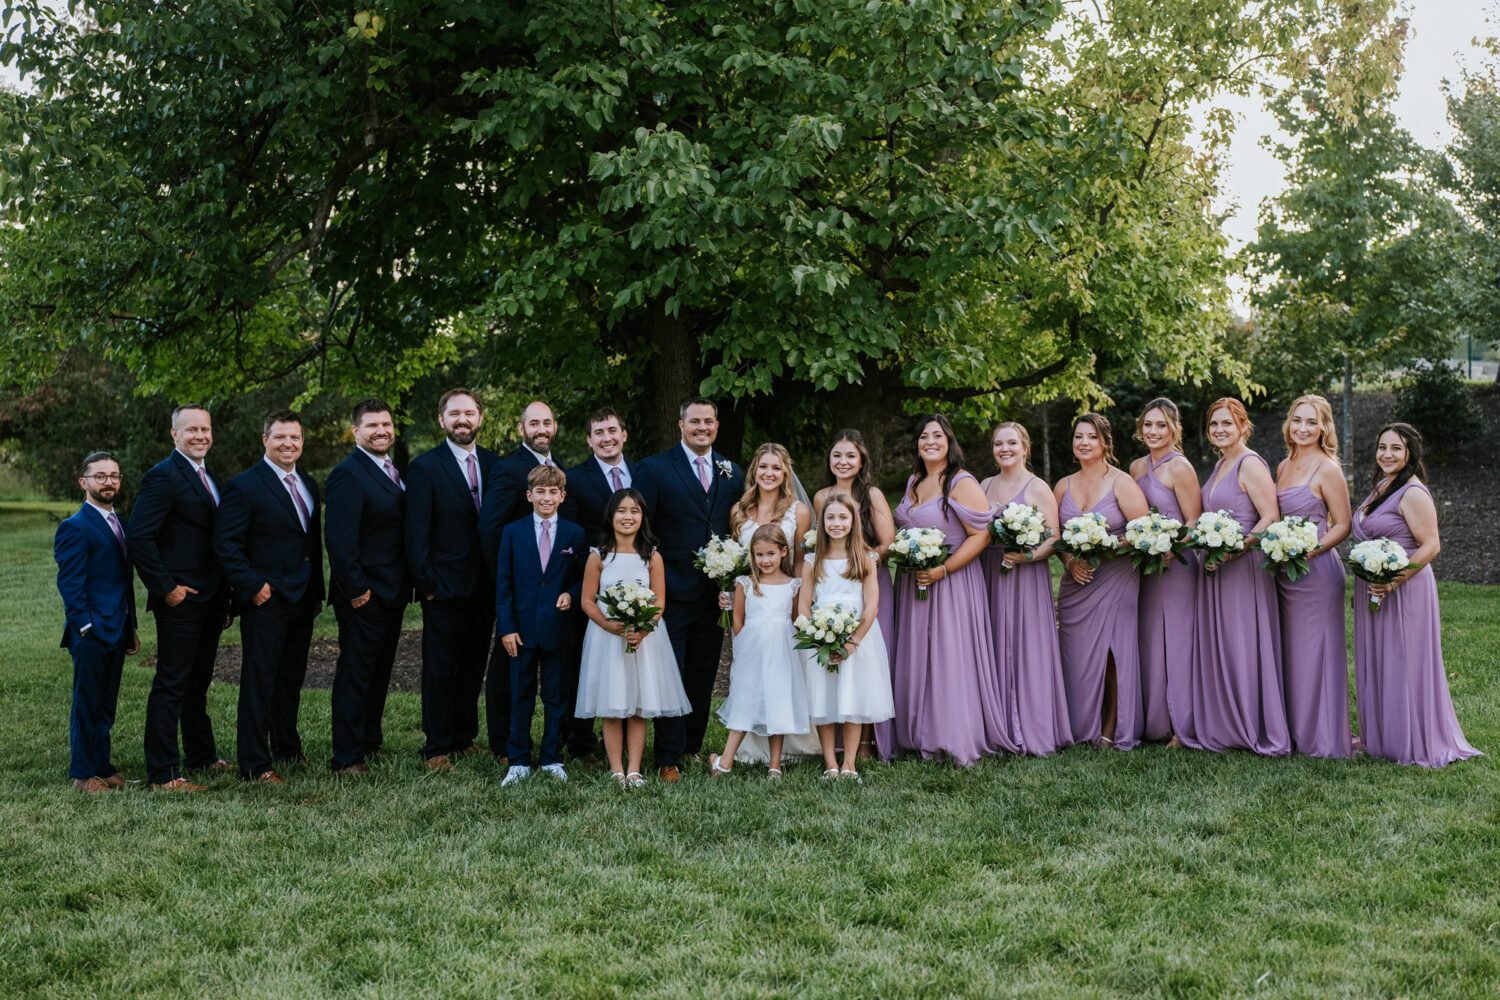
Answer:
[
  {"left": 800, "top": 492, "right": 895, "bottom": 781},
  {"left": 709, "top": 524, "right": 808, "bottom": 779},
  {"left": 577, "top": 489, "right": 691, "bottom": 788}
]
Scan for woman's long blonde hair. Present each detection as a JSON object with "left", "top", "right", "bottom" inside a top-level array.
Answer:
[
  {"left": 1282, "top": 394, "right": 1340, "bottom": 464},
  {"left": 730, "top": 442, "right": 796, "bottom": 540},
  {"left": 811, "top": 492, "right": 872, "bottom": 583}
]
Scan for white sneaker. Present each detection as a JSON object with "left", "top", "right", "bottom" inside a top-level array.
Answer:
[
  {"left": 501, "top": 765, "right": 531, "bottom": 787},
  {"left": 540, "top": 763, "right": 568, "bottom": 782}
]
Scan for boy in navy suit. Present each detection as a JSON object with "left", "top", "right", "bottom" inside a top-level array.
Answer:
[
  {"left": 495, "top": 464, "right": 585, "bottom": 785},
  {"left": 54, "top": 452, "right": 139, "bottom": 793}
]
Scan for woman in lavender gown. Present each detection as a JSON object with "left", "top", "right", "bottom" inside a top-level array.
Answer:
[
  {"left": 1128, "top": 399, "right": 1202, "bottom": 746},
  {"left": 1351, "top": 423, "right": 1481, "bottom": 767},
  {"left": 1054, "top": 413, "right": 1149, "bottom": 750},
  {"left": 891, "top": 414, "right": 1017, "bottom": 763},
  {"left": 1193, "top": 398, "right": 1290, "bottom": 755},
  {"left": 812, "top": 429, "right": 897, "bottom": 760},
  {"left": 980, "top": 422, "right": 1071, "bottom": 756},
  {"left": 1274, "top": 395, "right": 1353, "bottom": 758}
]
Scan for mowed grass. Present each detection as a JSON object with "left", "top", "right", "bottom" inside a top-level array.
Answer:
[{"left": 1, "top": 504, "right": 1496, "bottom": 999}]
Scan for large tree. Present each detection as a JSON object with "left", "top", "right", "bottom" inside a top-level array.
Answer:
[{"left": 1443, "top": 63, "right": 1500, "bottom": 383}]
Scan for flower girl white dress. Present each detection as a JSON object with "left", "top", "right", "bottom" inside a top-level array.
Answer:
[
  {"left": 576, "top": 550, "right": 692, "bottom": 719},
  {"left": 718, "top": 577, "right": 809, "bottom": 737},
  {"left": 803, "top": 556, "right": 895, "bottom": 725}
]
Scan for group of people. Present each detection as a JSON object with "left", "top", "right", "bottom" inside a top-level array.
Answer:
[{"left": 52, "top": 389, "right": 1479, "bottom": 794}]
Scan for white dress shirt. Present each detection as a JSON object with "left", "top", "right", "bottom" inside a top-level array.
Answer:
[{"left": 595, "top": 456, "right": 630, "bottom": 490}]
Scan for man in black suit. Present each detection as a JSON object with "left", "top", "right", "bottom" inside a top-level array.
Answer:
[
  {"left": 324, "top": 398, "right": 409, "bottom": 776},
  {"left": 477, "top": 399, "right": 558, "bottom": 761},
  {"left": 128, "top": 404, "right": 232, "bottom": 789},
  {"left": 213, "top": 409, "right": 324, "bottom": 783},
  {"left": 634, "top": 397, "right": 744, "bottom": 781},
  {"left": 404, "top": 388, "right": 501, "bottom": 770}
]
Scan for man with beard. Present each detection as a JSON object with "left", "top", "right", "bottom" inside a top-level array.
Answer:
[
  {"left": 324, "top": 399, "right": 410, "bottom": 776},
  {"left": 405, "top": 388, "right": 501, "bottom": 771},
  {"left": 214, "top": 409, "right": 324, "bottom": 783},
  {"left": 55, "top": 452, "right": 140, "bottom": 793},
  {"left": 127, "top": 404, "right": 232, "bottom": 790}
]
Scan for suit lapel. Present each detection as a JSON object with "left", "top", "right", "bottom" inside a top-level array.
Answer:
[
  {"left": 84, "top": 505, "right": 129, "bottom": 572},
  {"left": 255, "top": 462, "right": 304, "bottom": 530},
  {"left": 672, "top": 447, "right": 710, "bottom": 513},
  {"left": 435, "top": 447, "right": 478, "bottom": 518},
  {"left": 355, "top": 451, "right": 401, "bottom": 499},
  {"left": 172, "top": 451, "right": 217, "bottom": 509}
]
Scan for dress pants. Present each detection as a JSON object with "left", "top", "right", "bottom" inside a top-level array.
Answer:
[
  {"left": 69, "top": 635, "right": 126, "bottom": 781},
  {"left": 560, "top": 645, "right": 597, "bottom": 756},
  {"left": 654, "top": 589, "right": 725, "bottom": 766},
  {"left": 484, "top": 641, "right": 511, "bottom": 758},
  {"left": 144, "top": 598, "right": 225, "bottom": 784},
  {"left": 419, "top": 598, "right": 494, "bottom": 758},
  {"left": 331, "top": 597, "right": 404, "bottom": 768},
  {"left": 236, "top": 594, "right": 315, "bottom": 778},
  {"left": 507, "top": 645, "right": 568, "bottom": 767}
]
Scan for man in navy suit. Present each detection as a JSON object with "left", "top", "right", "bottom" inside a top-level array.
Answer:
[
  {"left": 213, "top": 409, "right": 325, "bottom": 783},
  {"left": 54, "top": 452, "right": 139, "bottom": 793},
  {"left": 324, "top": 398, "right": 409, "bottom": 776},
  {"left": 404, "top": 388, "right": 501, "bottom": 770},
  {"left": 128, "top": 404, "right": 230, "bottom": 790},
  {"left": 495, "top": 464, "right": 585, "bottom": 785},
  {"left": 634, "top": 397, "right": 744, "bottom": 780}
]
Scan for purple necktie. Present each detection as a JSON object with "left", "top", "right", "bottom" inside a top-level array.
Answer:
[
  {"left": 198, "top": 466, "right": 218, "bottom": 506},
  {"left": 610, "top": 467, "right": 623, "bottom": 491},
  {"left": 538, "top": 519, "right": 552, "bottom": 572},
  {"left": 466, "top": 453, "right": 480, "bottom": 512},
  {"left": 284, "top": 473, "right": 311, "bottom": 531},
  {"left": 105, "top": 511, "right": 127, "bottom": 558},
  {"left": 383, "top": 457, "right": 403, "bottom": 489},
  {"left": 695, "top": 456, "right": 710, "bottom": 492}
]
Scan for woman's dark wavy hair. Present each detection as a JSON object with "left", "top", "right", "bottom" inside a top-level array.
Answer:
[
  {"left": 825, "top": 428, "right": 879, "bottom": 548},
  {"left": 1364, "top": 422, "right": 1429, "bottom": 515},
  {"left": 909, "top": 413, "right": 966, "bottom": 517},
  {"left": 598, "top": 488, "right": 658, "bottom": 564}
]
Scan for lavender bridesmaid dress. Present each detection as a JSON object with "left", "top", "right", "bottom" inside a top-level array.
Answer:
[
  {"left": 892, "top": 473, "right": 1018, "bottom": 763},
  {"left": 1135, "top": 453, "right": 1198, "bottom": 743},
  {"left": 1276, "top": 479, "right": 1353, "bottom": 758},
  {"left": 1351, "top": 482, "right": 1481, "bottom": 767},
  {"left": 1191, "top": 452, "right": 1290, "bottom": 755},
  {"left": 1056, "top": 483, "right": 1143, "bottom": 750},
  {"left": 870, "top": 567, "right": 899, "bottom": 759},
  {"left": 981, "top": 477, "right": 1070, "bottom": 756}
]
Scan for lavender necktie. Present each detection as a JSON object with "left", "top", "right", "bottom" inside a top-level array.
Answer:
[
  {"left": 695, "top": 456, "right": 710, "bottom": 492},
  {"left": 284, "top": 473, "right": 311, "bottom": 531},
  {"left": 198, "top": 466, "right": 218, "bottom": 506},
  {"left": 610, "top": 466, "right": 623, "bottom": 492},
  {"left": 105, "top": 511, "right": 128, "bottom": 558},
  {"left": 384, "top": 457, "right": 403, "bottom": 489},
  {"left": 538, "top": 519, "right": 552, "bottom": 572},
  {"left": 466, "top": 453, "right": 480, "bottom": 512}
]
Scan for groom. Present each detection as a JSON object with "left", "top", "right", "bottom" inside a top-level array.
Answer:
[{"left": 634, "top": 397, "right": 743, "bottom": 781}]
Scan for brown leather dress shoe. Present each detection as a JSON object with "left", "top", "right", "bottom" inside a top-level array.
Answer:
[
  {"left": 425, "top": 755, "right": 453, "bottom": 772},
  {"left": 453, "top": 744, "right": 486, "bottom": 759},
  {"left": 101, "top": 773, "right": 128, "bottom": 789},
  {"left": 335, "top": 763, "right": 370, "bottom": 777},
  {"left": 255, "top": 770, "right": 285, "bottom": 784},
  {"left": 209, "top": 759, "right": 236, "bottom": 773},
  {"left": 73, "top": 776, "right": 114, "bottom": 794},
  {"left": 150, "top": 777, "right": 206, "bottom": 792},
  {"left": 658, "top": 765, "right": 681, "bottom": 783}
]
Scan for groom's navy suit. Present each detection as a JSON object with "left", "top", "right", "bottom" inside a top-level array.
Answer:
[
  {"left": 634, "top": 444, "right": 743, "bottom": 766},
  {"left": 477, "top": 446, "right": 543, "bottom": 758}
]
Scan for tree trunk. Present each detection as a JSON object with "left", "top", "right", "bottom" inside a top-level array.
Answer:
[
  {"left": 1041, "top": 399, "right": 1052, "bottom": 485},
  {"left": 645, "top": 297, "right": 699, "bottom": 453},
  {"left": 1342, "top": 353, "right": 1354, "bottom": 484}
]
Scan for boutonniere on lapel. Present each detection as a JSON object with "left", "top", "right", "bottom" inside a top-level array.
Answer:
[
  {"left": 715, "top": 459, "right": 733, "bottom": 479},
  {"left": 561, "top": 547, "right": 575, "bottom": 557}
]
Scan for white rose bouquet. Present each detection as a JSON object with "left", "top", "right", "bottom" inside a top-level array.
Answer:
[
  {"left": 1053, "top": 512, "right": 1119, "bottom": 569},
  {"left": 887, "top": 526, "right": 951, "bottom": 600},
  {"left": 987, "top": 502, "right": 1050, "bottom": 573},
  {"left": 694, "top": 535, "right": 747, "bottom": 627},
  {"left": 1122, "top": 510, "right": 1187, "bottom": 576},
  {"left": 801, "top": 528, "right": 817, "bottom": 553},
  {"left": 596, "top": 580, "right": 661, "bottom": 653},
  {"left": 793, "top": 602, "right": 861, "bottom": 671},
  {"left": 1185, "top": 509, "right": 1245, "bottom": 571},
  {"left": 1253, "top": 515, "right": 1321, "bottom": 582},
  {"left": 1345, "top": 538, "right": 1418, "bottom": 612}
]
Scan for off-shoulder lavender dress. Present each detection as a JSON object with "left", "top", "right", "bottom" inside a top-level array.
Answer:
[
  {"left": 1351, "top": 481, "right": 1480, "bottom": 767},
  {"left": 981, "top": 476, "right": 1070, "bottom": 756},
  {"left": 1056, "top": 482, "right": 1142, "bottom": 750},
  {"left": 892, "top": 473, "right": 1018, "bottom": 763},
  {"left": 1276, "top": 477, "right": 1352, "bottom": 758},
  {"left": 1191, "top": 452, "right": 1290, "bottom": 755},
  {"left": 1135, "top": 452, "right": 1198, "bottom": 743}
]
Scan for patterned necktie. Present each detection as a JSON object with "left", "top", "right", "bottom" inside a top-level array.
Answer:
[
  {"left": 105, "top": 511, "right": 128, "bottom": 558},
  {"left": 538, "top": 519, "right": 552, "bottom": 572},
  {"left": 610, "top": 466, "right": 623, "bottom": 491},
  {"left": 284, "top": 473, "right": 311, "bottom": 531},
  {"left": 383, "top": 457, "right": 403, "bottom": 489},
  {"left": 198, "top": 466, "right": 218, "bottom": 506},
  {"left": 695, "top": 456, "right": 711, "bottom": 492},
  {"left": 466, "top": 453, "right": 480, "bottom": 512}
]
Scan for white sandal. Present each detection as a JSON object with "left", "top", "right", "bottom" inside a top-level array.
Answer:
[
  {"left": 625, "top": 771, "right": 645, "bottom": 789},
  {"left": 709, "top": 753, "right": 732, "bottom": 776},
  {"left": 821, "top": 768, "right": 840, "bottom": 780},
  {"left": 767, "top": 767, "right": 782, "bottom": 780},
  {"left": 611, "top": 771, "right": 626, "bottom": 788},
  {"left": 839, "top": 768, "right": 862, "bottom": 783}
]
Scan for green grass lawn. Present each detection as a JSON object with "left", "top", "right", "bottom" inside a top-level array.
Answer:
[{"left": 1, "top": 503, "right": 1496, "bottom": 999}]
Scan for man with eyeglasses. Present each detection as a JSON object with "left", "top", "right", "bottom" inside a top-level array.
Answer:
[{"left": 54, "top": 452, "right": 140, "bottom": 793}]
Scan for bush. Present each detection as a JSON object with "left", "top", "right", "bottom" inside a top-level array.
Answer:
[{"left": 1391, "top": 362, "right": 1484, "bottom": 458}]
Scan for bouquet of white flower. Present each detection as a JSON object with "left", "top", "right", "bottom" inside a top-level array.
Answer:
[
  {"left": 1122, "top": 510, "right": 1187, "bottom": 576},
  {"left": 1254, "top": 515, "right": 1321, "bottom": 582},
  {"left": 694, "top": 535, "right": 747, "bottom": 627},
  {"left": 1053, "top": 512, "right": 1119, "bottom": 569},
  {"left": 1345, "top": 538, "right": 1418, "bottom": 612},
  {"left": 793, "top": 602, "right": 861, "bottom": 672},
  {"left": 987, "top": 502, "right": 1050, "bottom": 573},
  {"left": 596, "top": 580, "right": 661, "bottom": 653},
  {"left": 801, "top": 529, "right": 817, "bottom": 553},
  {"left": 1185, "top": 509, "right": 1245, "bottom": 571},
  {"left": 887, "top": 526, "right": 951, "bottom": 600}
]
